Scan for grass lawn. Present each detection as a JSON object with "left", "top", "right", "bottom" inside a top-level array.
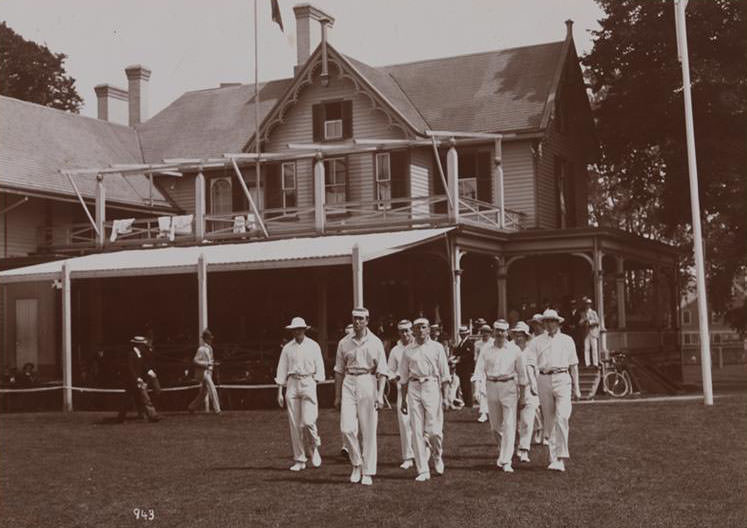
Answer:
[{"left": 1, "top": 395, "right": 745, "bottom": 528}]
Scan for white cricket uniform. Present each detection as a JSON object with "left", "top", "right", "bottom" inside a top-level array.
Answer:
[
  {"left": 387, "top": 341, "right": 414, "bottom": 462},
  {"left": 188, "top": 344, "right": 221, "bottom": 413},
  {"left": 334, "top": 329, "right": 388, "bottom": 476},
  {"left": 473, "top": 338, "right": 493, "bottom": 414},
  {"left": 398, "top": 338, "right": 450, "bottom": 476},
  {"left": 472, "top": 340, "right": 521, "bottom": 466},
  {"left": 581, "top": 308, "right": 601, "bottom": 367},
  {"left": 276, "top": 337, "right": 326, "bottom": 463},
  {"left": 516, "top": 342, "right": 542, "bottom": 451},
  {"left": 528, "top": 330, "right": 578, "bottom": 461}
]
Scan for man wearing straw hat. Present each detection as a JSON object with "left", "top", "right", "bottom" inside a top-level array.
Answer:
[
  {"left": 473, "top": 323, "right": 493, "bottom": 423},
  {"left": 117, "top": 336, "right": 160, "bottom": 423},
  {"left": 527, "top": 309, "right": 581, "bottom": 472},
  {"left": 334, "top": 307, "right": 388, "bottom": 486},
  {"left": 528, "top": 313, "right": 546, "bottom": 338},
  {"left": 399, "top": 318, "right": 451, "bottom": 482},
  {"left": 511, "top": 321, "right": 541, "bottom": 463},
  {"left": 472, "top": 319, "right": 521, "bottom": 472},
  {"left": 387, "top": 319, "right": 415, "bottom": 470},
  {"left": 276, "top": 317, "right": 326, "bottom": 471},
  {"left": 453, "top": 325, "right": 475, "bottom": 406},
  {"left": 187, "top": 329, "right": 221, "bottom": 415}
]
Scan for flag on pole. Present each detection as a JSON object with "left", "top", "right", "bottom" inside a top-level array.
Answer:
[{"left": 271, "top": 0, "right": 284, "bottom": 31}]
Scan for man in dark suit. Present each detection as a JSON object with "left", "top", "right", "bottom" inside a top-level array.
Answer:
[
  {"left": 117, "top": 336, "right": 160, "bottom": 423},
  {"left": 453, "top": 325, "right": 475, "bottom": 406}
]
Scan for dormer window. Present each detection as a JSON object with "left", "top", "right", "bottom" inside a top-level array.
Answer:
[{"left": 313, "top": 100, "right": 352, "bottom": 142}]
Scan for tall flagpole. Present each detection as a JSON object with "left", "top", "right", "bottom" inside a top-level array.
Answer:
[
  {"left": 674, "top": 0, "right": 713, "bottom": 405},
  {"left": 254, "top": 0, "right": 261, "bottom": 209}
]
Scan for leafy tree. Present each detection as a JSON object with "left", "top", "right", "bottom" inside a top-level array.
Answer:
[
  {"left": 583, "top": 0, "right": 746, "bottom": 327},
  {"left": 0, "top": 21, "right": 82, "bottom": 112}
]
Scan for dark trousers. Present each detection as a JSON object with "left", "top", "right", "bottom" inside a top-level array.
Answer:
[
  {"left": 117, "top": 381, "right": 158, "bottom": 421},
  {"left": 456, "top": 367, "right": 473, "bottom": 405}
]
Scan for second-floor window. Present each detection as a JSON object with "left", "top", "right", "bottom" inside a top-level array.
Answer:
[
  {"left": 682, "top": 309, "right": 692, "bottom": 325},
  {"left": 281, "top": 162, "right": 297, "bottom": 210},
  {"left": 325, "top": 158, "right": 347, "bottom": 204},
  {"left": 375, "top": 153, "right": 391, "bottom": 208},
  {"left": 313, "top": 100, "right": 353, "bottom": 142},
  {"left": 209, "top": 177, "right": 232, "bottom": 215}
]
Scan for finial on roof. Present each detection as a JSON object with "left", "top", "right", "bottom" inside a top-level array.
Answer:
[{"left": 565, "top": 19, "right": 573, "bottom": 38}]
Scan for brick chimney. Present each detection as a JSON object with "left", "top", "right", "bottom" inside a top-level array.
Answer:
[
  {"left": 124, "top": 64, "right": 151, "bottom": 126},
  {"left": 93, "top": 84, "right": 129, "bottom": 125},
  {"left": 293, "top": 4, "right": 334, "bottom": 75}
]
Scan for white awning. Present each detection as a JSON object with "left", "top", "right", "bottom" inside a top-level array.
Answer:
[{"left": 0, "top": 228, "right": 453, "bottom": 283}]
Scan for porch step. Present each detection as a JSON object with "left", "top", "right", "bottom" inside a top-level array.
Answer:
[{"left": 578, "top": 367, "right": 601, "bottom": 399}]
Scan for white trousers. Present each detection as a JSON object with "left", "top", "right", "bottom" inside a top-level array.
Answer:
[
  {"left": 340, "top": 374, "right": 379, "bottom": 476},
  {"left": 475, "top": 379, "right": 489, "bottom": 414},
  {"left": 537, "top": 372, "right": 572, "bottom": 461},
  {"left": 518, "top": 384, "right": 541, "bottom": 451},
  {"left": 584, "top": 335, "right": 599, "bottom": 367},
  {"left": 188, "top": 371, "right": 221, "bottom": 413},
  {"left": 396, "top": 384, "right": 414, "bottom": 461},
  {"left": 485, "top": 380, "right": 518, "bottom": 466},
  {"left": 286, "top": 377, "right": 321, "bottom": 463},
  {"left": 407, "top": 380, "right": 443, "bottom": 476}
]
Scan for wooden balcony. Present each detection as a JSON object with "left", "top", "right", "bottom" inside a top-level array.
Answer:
[{"left": 36, "top": 194, "right": 525, "bottom": 253}]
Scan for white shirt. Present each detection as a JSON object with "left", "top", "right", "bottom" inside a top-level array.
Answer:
[
  {"left": 472, "top": 340, "right": 521, "bottom": 381},
  {"left": 528, "top": 331, "right": 579, "bottom": 371},
  {"left": 474, "top": 337, "right": 494, "bottom": 363},
  {"left": 275, "top": 336, "right": 325, "bottom": 385},
  {"left": 398, "top": 338, "right": 451, "bottom": 385},
  {"left": 516, "top": 344, "right": 537, "bottom": 386},
  {"left": 387, "top": 340, "right": 410, "bottom": 380},
  {"left": 334, "top": 329, "right": 388, "bottom": 377}
]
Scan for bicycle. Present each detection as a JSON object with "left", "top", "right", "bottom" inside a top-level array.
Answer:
[{"left": 602, "top": 351, "right": 633, "bottom": 398}]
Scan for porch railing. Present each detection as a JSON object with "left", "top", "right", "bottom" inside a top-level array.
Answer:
[
  {"left": 458, "top": 197, "right": 524, "bottom": 232},
  {"left": 324, "top": 195, "right": 450, "bottom": 232}
]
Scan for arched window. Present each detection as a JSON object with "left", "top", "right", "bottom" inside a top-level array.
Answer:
[{"left": 210, "top": 178, "right": 232, "bottom": 214}]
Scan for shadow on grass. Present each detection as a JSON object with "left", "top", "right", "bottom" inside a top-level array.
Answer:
[
  {"left": 211, "top": 465, "right": 289, "bottom": 472},
  {"left": 264, "top": 476, "right": 350, "bottom": 485}
]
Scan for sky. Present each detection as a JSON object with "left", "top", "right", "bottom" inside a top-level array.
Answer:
[{"left": 0, "top": 0, "right": 604, "bottom": 119}]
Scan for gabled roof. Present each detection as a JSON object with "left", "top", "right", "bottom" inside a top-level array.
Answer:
[
  {"left": 137, "top": 80, "right": 292, "bottom": 162},
  {"left": 0, "top": 96, "right": 171, "bottom": 208}
]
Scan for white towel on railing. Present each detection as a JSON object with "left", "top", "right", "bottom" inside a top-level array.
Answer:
[
  {"left": 109, "top": 218, "right": 135, "bottom": 242},
  {"left": 232, "top": 215, "right": 246, "bottom": 233},
  {"left": 172, "top": 214, "right": 193, "bottom": 235},
  {"left": 157, "top": 216, "right": 173, "bottom": 241},
  {"left": 246, "top": 213, "right": 257, "bottom": 231}
]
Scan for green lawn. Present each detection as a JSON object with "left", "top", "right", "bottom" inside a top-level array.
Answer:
[{"left": 1, "top": 395, "right": 745, "bottom": 528}]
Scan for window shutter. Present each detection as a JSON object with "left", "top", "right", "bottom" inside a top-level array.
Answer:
[
  {"left": 391, "top": 151, "right": 408, "bottom": 199},
  {"left": 265, "top": 164, "right": 282, "bottom": 210},
  {"left": 312, "top": 103, "right": 324, "bottom": 143},
  {"left": 476, "top": 151, "right": 492, "bottom": 203},
  {"left": 342, "top": 100, "right": 353, "bottom": 139}
]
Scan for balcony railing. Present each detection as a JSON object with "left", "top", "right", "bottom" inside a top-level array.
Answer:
[{"left": 36, "top": 194, "right": 525, "bottom": 252}]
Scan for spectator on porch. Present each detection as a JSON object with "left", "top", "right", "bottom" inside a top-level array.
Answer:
[{"left": 579, "top": 297, "right": 601, "bottom": 368}]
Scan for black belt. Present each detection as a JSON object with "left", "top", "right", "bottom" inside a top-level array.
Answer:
[
  {"left": 540, "top": 369, "right": 568, "bottom": 375},
  {"left": 411, "top": 377, "right": 439, "bottom": 383},
  {"left": 486, "top": 375, "right": 515, "bottom": 382},
  {"left": 346, "top": 370, "right": 375, "bottom": 376}
]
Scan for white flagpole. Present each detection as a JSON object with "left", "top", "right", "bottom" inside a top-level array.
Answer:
[
  {"left": 673, "top": 0, "right": 713, "bottom": 405},
  {"left": 254, "top": 0, "right": 261, "bottom": 210}
]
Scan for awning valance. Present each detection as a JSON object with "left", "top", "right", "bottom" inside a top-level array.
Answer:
[{"left": 0, "top": 228, "right": 452, "bottom": 283}]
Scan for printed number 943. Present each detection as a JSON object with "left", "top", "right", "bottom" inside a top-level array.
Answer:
[{"left": 133, "top": 508, "right": 155, "bottom": 521}]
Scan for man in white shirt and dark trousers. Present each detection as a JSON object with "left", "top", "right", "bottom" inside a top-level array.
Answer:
[
  {"left": 472, "top": 319, "right": 521, "bottom": 472},
  {"left": 334, "top": 307, "right": 388, "bottom": 486},
  {"left": 580, "top": 296, "right": 601, "bottom": 368},
  {"left": 187, "top": 329, "right": 221, "bottom": 414},
  {"left": 276, "top": 317, "right": 326, "bottom": 472},
  {"left": 387, "top": 319, "right": 415, "bottom": 470},
  {"left": 528, "top": 309, "right": 581, "bottom": 472},
  {"left": 398, "top": 318, "right": 451, "bottom": 482}
]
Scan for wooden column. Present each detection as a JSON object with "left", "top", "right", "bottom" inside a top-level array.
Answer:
[
  {"left": 197, "top": 252, "right": 208, "bottom": 337},
  {"left": 450, "top": 243, "right": 463, "bottom": 342},
  {"left": 352, "top": 244, "right": 363, "bottom": 308},
  {"left": 95, "top": 175, "right": 106, "bottom": 248},
  {"left": 496, "top": 257, "right": 508, "bottom": 318},
  {"left": 314, "top": 154, "right": 326, "bottom": 234},
  {"left": 494, "top": 138, "right": 505, "bottom": 229},
  {"left": 62, "top": 263, "right": 73, "bottom": 412},
  {"left": 195, "top": 170, "right": 206, "bottom": 240},
  {"left": 593, "top": 243, "right": 606, "bottom": 353},
  {"left": 616, "top": 256, "right": 626, "bottom": 329},
  {"left": 447, "top": 139, "right": 459, "bottom": 224}
]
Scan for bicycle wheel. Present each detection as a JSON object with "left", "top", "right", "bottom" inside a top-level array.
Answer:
[{"left": 603, "top": 371, "right": 629, "bottom": 398}]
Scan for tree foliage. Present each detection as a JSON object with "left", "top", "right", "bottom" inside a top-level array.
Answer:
[
  {"left": 0, "top": 21, "right": 82, "bottom": 112},
  {"left": 583, "top": 0, "right": 746, "bottom": 321}
]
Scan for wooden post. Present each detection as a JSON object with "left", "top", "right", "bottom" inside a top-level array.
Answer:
[
  {"left": 314, "top": 154, "right": 326, "bottom": 233},
  {"left": 494, "top": 138, "right": 505, "bottom": 229},
  {"left": 195, "top": 170, "right": 206, "bottom": 240},
  {"left": 496, "top": 257, "right": 508, "bottom": 318},
  {"left": 616, "top": 256, "right": 626, "bottom": 329},
  {"left": 95, "top": 175, "right": 106, "bottom": 247},
  {"left": 352, "top": 243, "right": 363, "bottom": 308},
  {"left": 197, "top": 252, "right": 208, "bottom": 337},
  {"left": 450, "top": 244, "right": 463, "bottom": 343},
  {"left": 62, "top": 263, "right": 73, "bottom": 412},
  {"left": 593, "top": 242, "right": 606, "bottom": 353},
  {"left": 447, "top": 139, "right": 459, "bottom": 224}
]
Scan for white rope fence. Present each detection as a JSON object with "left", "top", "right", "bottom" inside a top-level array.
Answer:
[{"left": 0, "top": 380, "right": 335, "bottom": 394}]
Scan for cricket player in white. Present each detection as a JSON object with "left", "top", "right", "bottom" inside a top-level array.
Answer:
[
  {"left": 473, "top": 324, "right": 493, "bottom": 423},
  {"left": 472, "top": 319, "right": 521, "bottom": 472},
  {"left": 528, "top": 309, "right": 581, "bottom": 472},
  {"left": 387, "top": 319, "right": 415, "bottom": 470},
  {"left": 399, "top": 318, "right": 451, "bottom": 482},
  {"left": 511, "top": 321, "right": 541, "bottom": 463},
  {"left": 276, "top": 317, "right": 326, "bottom": 472},
  {"left": 580, "top": 297, "right": 601, "bottom": 367},
  {"left": 334, "top": 307, "right": 388, "bottom": 486}
]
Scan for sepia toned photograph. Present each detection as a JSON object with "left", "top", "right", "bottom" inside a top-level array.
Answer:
[{"left": 0, "top": 1, "right": 744, "bottom": 526}]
